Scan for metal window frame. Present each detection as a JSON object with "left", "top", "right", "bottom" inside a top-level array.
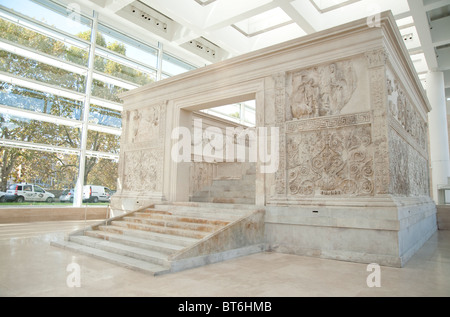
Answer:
[
  {"left": 0, "top": 70, "right": 85, "bottom": 101},
  {"left": 0, "top": 0, "right": 201, "bottom": 201},
  {"left": 0, "top": 138, "right": 119, "bottom": 160},
  {"left": 0, "top": 39, "right": 88, "bottom": 76},
  {"left": 0, "top": 103, "right": 82, "bottom": 127},
  {"left": 0, "top": 5, "right": 91, "bottom": 50},
  {"left": 0, "top": 71, "right": 123, "bottom": 112}
]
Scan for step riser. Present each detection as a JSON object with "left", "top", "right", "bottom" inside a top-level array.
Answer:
[
  {"left": 111, "top": 221, "right": 208, "bottom": 239},
  {"left": 140, "top": 210, "right": 173, "bottom": 216},
  {"left": 147, "top": 207, "right": 247, "bottom": 218},
  {"left": 209, "top": 178, "right": 255, "bottom": 185},
  {"left": 153, "top": 211, "right": 240, "bottom": 222},
  {"left": 123, "top": 216, "right": 220, "bottom": 232},
  {"left": 192, "top": 192, "right": 255, "bottom": 200},
  {"left": 192, "top": 197, "right": 255, "bottom": 204},
  {"left": 135, "top": 212, "right": 230, "bottom": 226},
  {"left": 69, "top": 236, "right": 170, "bottom": 267},
  {"left": 85, "top": 231, "right": 181, "bottom": 254},
  {"left": 97, "top": 225, "right": 196, "bottom": 247},
  {"left": 51, "top": 241, "right": 170, "bottom": 275},
  {"left": 160, "top": 202, "right": 257, "bottom": 210},
  {"left": 194, "top": 189, "right": 255, "bottom": 195}
]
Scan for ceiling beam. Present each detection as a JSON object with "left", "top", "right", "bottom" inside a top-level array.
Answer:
[
  {"left": 430, "top": 15, "right": 450, "bottom": 47},
  {"left": 423, "top": 0, "right": 450, "bottom": 11},
  {"left": 204, "top": 1, "right": 279, "bottom": 31},
  {"left": 104, "top": 0, "right": 135, "bottom": 13},
  {"left": 273, "top": 0, "right": 316, "bottom": 34},
  {"left": 407, "top": 0, "right": 439, "bottom": 70}
]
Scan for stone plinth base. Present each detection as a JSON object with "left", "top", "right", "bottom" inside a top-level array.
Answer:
[
  {"left": 110, "top": 192, "right": 165, "bottom": 217},
  {"left": 264, "top": 196, "right": 437, "bottom": 267}
]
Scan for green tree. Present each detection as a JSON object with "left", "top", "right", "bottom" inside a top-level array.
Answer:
[{"left": 0, "top": 19, "right": 155, "bottom": 191}]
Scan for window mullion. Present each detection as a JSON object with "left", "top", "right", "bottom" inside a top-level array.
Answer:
[{"left": 74, "top": 10, "right": 99, "bottom": 207}]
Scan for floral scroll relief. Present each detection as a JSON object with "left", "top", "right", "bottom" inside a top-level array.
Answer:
[
  {"left": 291, "top": 61, "right": 357, "bottom": 119},
  {"left": 287, "top": 124, "right": 374, "bottom": 197},
  {"left": 123, "top": 149, "right": 162, "bottom": 192}
]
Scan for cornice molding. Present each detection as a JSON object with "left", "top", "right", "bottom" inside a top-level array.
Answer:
[{"left": 120, "top": 11, "right": 429, "bottom": 114}]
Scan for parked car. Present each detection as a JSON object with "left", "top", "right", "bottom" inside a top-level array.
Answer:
[
  {"left": 5, "top": 183, "right": 55, "bottom": 203},
  {"left": 0, "top": 191, "right": 5, "bottom": 202},
  {"left": 59, "top": 189, "right": 75, "bottom": 203},
  {"left": 83, "top": 185, "right": 112, "bottom": 203}
]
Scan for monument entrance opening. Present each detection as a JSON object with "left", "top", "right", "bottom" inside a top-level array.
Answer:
[
  {"left": 170, "top": 94, "right": 262, "bottom": 205},
  {"left": 187, "top": 101, "right": 257, "bottom": 205}
]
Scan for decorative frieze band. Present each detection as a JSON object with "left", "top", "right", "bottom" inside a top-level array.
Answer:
[
  {"left": 365, "top": 48, "right": 389, "bottom": 68},
  {"left": 285, "top": 111, "right": 372, "bottom": 134},
  {"left": 273, "top": 73, "right": 287, "bottom": 195}
]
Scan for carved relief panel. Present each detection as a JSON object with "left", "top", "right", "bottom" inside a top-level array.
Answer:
[
  {"left": 389, "top": 129, "right": 429, "bottom": 196},
  {"left": 123, "top": 148, "right": 163, "bottom": 192},
  {"left": 386, "top": 68, "right": 430, "bottom": 197},
  {"left": 271, "top": 56, "right": 373, "bottom": 199},
  {"left": 286, "top": 114, "right": 374, "bottom": 197},
  {"left": 126, "top": 103, "right": 165, "bottom": 145},
  {"left": 386, "top": 69, "right": 428, "bottom": 153},
  {"left": 289, "top": 60, "right": 358, "bottom": 120},
  {"left": 120, "top": 102, "right": 167, "bottom": 194}
]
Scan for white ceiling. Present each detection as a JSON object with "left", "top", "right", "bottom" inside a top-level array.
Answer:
[{"left": 63, "top": 0, "right": 450, "bottom": 101}]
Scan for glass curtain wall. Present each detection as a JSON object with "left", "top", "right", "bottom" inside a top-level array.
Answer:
[
  {"left": 201, "top": 100, "right": 256, "bottom": 127},
  {"left": 0, "top": 0, "right": 196, "bottom": 205}
]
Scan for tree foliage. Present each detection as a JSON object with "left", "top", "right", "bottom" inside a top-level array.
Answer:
[{"left": 0, "top": 18, "right": 154, "bottom": 191}]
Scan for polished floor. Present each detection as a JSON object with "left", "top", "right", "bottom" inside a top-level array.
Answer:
[{"left": 0, "top": 220, "right": 449, "bottom": 297}]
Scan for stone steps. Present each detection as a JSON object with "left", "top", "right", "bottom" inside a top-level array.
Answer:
[
  {"left": 96, "top": 224, "right": 198, "bottom": 247},
  {"left": 51, "top": 239, "right": 171, "bottom": 275},
  {"left": 205, "top": 177, "right": 256, "bottom": 188},
  {"left": 193, "top": 190, "right": 255, "bottom": 199},
  {"left": 152, "top": 204, "right": 251, "bottom": 222},
  {"left": 69, "top": 236, "right": 170, "bottom": 267},
  {"left": 122, "top": 215, "right": 223, "bottom": 232},
  {"left": 192, "top": 196, "right": 255, "bottom": 204},
  {"left": 110, "top": 219, "right": 209, "bottom": 239},
  {"left": 85, "top": 230, "right": 185, "bottom": 254},
  {"left": 133, "top": 211, "right": 230, "bottom": 226},
  {"left": 51, "top": 203, "right": 263, "bottom": 275}
]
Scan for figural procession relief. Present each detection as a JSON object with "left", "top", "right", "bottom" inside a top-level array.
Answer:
[
  {"left": 128, "top": 103, "right": 163, "bottom": 144},
  {"left": 386, "top": 69, "right": 429, "bottom": 197},
  {"left": 386, "top": 71, "right": 427, "bottom": 153},
  {"left": 290, "top": 61, "right": 357, "bottom": 119}
]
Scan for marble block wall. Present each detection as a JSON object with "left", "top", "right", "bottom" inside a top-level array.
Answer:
[
  {"left": 111, "top": 12, "right": 437, "bottom": 267},
  {"left": 111, "top": 101, "right": 167, "bottom": 213},
  {"left": 263, "top": 44, "right": 435, "bottom": 268}
]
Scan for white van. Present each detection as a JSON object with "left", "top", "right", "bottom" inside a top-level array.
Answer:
[
  {"left": 83, "top": 185, "right": 111, "bottom": 203},
  {"left": 5, "top": 183, "right": 55, "bottom": 203}
]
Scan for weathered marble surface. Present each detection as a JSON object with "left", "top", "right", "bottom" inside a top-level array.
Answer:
[{"left": 111, "top": 12, "right": 436, "bottom": 267}]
